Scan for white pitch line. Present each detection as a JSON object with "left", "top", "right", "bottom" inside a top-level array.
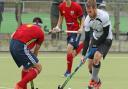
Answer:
[
  {"left": 0, "top": 56, "right": 128, "bottom": 59},
  {"left": 0, "top": 87, "right": 13, "bottom": 89},
  {"left": 0, "top": 57, "right": 64, "bottom": 59}
]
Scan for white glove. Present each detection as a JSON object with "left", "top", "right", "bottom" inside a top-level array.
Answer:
[{"left": 53, "top": 26, "right": 61, "bottom": 32}]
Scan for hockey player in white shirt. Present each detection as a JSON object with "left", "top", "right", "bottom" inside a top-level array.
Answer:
[{"left": 81, "top": 0, "right": 113, "bottom": 89}]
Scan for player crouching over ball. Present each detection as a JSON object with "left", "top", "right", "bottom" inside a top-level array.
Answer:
[{"left": 9, "top": 17, "right": 44, "bottom": 89}]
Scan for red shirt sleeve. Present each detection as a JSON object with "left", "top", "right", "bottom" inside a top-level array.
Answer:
[{"left": 75, "top": 3, "right": 83, "bottom": 18}]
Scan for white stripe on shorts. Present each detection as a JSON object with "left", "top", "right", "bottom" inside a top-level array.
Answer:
[{"left": 24, "top": 45, "right": 36, "bottom": 64}]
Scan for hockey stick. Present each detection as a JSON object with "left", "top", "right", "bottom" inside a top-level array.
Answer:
[
  {"left": 58, "top": 47, "right": 97, "bottom": 89},
  {"left": 65, "top": 30, "right": 78, "bottom": 33},
  {"left": 48, "top": 30, "right": 78, "bottom": 34},
  {"left": 30, "top": 80, "right": 34, "bottom": 89},
  {"left": 30, "top": 80, "right": 38, "bottom": 89}
]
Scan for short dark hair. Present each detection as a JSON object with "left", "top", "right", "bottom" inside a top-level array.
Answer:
[
  {"left": 86, "top": 0, "right": 97, "bottom": 9},
  {"left": 33, "top": 17, "right": 43, "bottom": 24}
]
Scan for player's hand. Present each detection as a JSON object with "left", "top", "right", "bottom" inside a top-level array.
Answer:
[
  {"left": 48, "top": 29, "right": 56, "bottom": 34},
  {"left": 78, "top": 28, "right": 83, "bottom": 34},
  {"left": 53, "top": 26, "right": 61, "bottom": 32},
  {"left": 81, "top": 56, "right": 86, "bottom": 64}
]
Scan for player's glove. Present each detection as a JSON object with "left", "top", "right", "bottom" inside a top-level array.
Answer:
[
  {"left": 53, "top": 26, "right": 61, "bottom": 32},
  {"left": 77, "top": 28, "right": 83, "bottom": 34}
]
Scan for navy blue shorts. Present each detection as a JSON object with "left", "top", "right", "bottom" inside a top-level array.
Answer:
[
  {"left": 67, "top": 33, "right": 81, "bottom": 49},
  {"left": 9, "top": 39, "right": 39, "bottom": 69},
  {"left": 89, "top": 39, "right": 112, "bottom": 59}
]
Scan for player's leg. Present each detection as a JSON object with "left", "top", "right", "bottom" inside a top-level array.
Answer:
[
  {"left": 88, "top": 59, "right": 93, "bottom": 75},
  {"left": 75, "top": 41, "right": 84, "bottom": 55},
  {"left": 17, "top": 64, "right": 42, "bottom": 88},
  {"left": 17, "top": 46, "right": 42, "bottom": 89},
  {"left": 87, "top": 56, "right": 101, "bottom": 89},
  {"left": 89, "top": 39, "right": 112, "bottom": 89},
  {"left": 65, "top": 33, "right": 84, "bottom": 77},
  {"left": 64, "top": 43, "right": 74, "bottom": 77},
  {"left": 92, "top": 51, "right": 102, "bottom": 81},
  {"left": 10, "top": 42, "right": 42, "bottom": 89},
  {"left": 64, "top": 34, "right": 78, "bottom": 77},
  {"left": 14, "top": 68, "right": 28, "bottom": 89},
  {"left": 21, "top": 68, "right": 29, "bottom": 89},
  {"left": 9, "top": 39, "right": 27, "bottom": 89},
  {"left": 87, "top": 56, "right": 95, "bottom": 89},
  {"left": 65, "top": 43, "right": 83, "bottom": 76},
  {"left": 69, "top": 33, "right": 84, "bottom": 64},
  {"left": 75, "top": 29, "right": 85, "bottom": 56}
]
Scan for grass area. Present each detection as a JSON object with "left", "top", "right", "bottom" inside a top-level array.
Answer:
[
  {"left": 0, "top": 52, "right": 128, "bottom": 89},
  {"left": 0, "top": 12, "right": 128, "bottom": 33}
]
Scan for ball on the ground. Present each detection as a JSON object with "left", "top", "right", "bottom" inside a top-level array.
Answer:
[{"left": 68, "top": 87, "right": 71, "bottom": 89}]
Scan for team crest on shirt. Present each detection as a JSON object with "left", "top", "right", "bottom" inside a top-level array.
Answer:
[
  {"left": 63, "top": 10, "right": 65, "bottom": 14},
  {"left": 70, "top": 10, "right": 74, "bottom": 15}
]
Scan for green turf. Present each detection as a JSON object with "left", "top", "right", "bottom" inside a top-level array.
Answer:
[
  {"left": 0, "top": 12, "right": 128, "bottom": 33},
  {"left": 0, "top": 52, "right": 128, "bottom": 89}
]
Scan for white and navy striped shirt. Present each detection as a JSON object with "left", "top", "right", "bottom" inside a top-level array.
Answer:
[{"left": 84, "top": 9, "right": 113, "bottom": 40}]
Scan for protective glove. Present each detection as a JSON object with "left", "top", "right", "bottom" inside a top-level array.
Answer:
[{"left": 53, "top": 26, "right": 61, "bottom": 32}]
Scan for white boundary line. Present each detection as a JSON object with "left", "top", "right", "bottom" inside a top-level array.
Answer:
[
  {"left": 0, "top": 56, "right": 128, "bottom": 59},
  {"left": 0, "top": 87, "right": 13, "bottom": 89}
]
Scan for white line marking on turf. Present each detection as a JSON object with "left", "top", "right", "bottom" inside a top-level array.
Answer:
[
  {"left": 0, "top": 56, "right": 128, "bottom": 59},
  {"left": 0, "top": 87, "right": 13, "bottom": 89}
]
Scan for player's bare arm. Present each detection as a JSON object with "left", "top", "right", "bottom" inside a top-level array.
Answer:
[{"left": 33, "top": 44, "right": 41, "bottom": 57}]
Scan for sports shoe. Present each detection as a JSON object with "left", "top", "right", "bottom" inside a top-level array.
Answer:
[
  {"left": 64, "top": 71, "right": 71, "bottom": 77},
  {"left": 15, "top": 84, "right": 23, "bottom": 89},
  {"left": 88, "top": 79, "right": 101, "bottom": 89},
  {"left": 88, "top": 80, "right": 95, "bottom": 89},
  {"left": 93, "top": 79, "right": 101, "bottom": 89}
]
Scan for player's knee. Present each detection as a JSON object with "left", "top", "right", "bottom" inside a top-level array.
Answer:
[
  {"left": 72, "top": 51, "right": 76, "bottom": 57},
  {"left": 67, "top": 44, "right": 73, "bottom": 52},
  {"left": 94, "top": 51, "right": 102, "bottom": 59},
  {"left": 93, "top": 61, "right": 101, "bottom": 68},
  {"left": 34, "top": 63, "right": 42, "bottom": 74},
  {"left": 94, "top": 51, "right": 102, "bottom": 64}
]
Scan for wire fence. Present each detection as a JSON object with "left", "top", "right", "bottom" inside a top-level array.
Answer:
[{"left": 0, "top": 1, "right": 128, "bottom": 52}]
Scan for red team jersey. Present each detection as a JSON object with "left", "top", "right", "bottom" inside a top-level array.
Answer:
[
  {"left": 12, "top": 24, "right": 44, "bottom": 49},
  {"left": 59, "top": 1, "right": 83, "bottom": 31}
]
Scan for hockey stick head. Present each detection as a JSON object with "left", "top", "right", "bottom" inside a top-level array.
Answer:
[{"left": 58, "top": 85, "right": 63, "bottom": 89}]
